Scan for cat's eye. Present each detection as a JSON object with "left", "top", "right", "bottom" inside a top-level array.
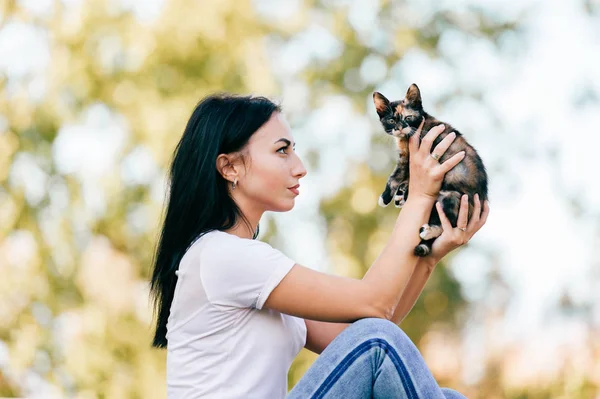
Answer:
[
  {"left": 405, "top": 115, "right": 416, "bottom": 122},
  {"left": 387, "top": 118, "right": 395, "bottom": 124}
]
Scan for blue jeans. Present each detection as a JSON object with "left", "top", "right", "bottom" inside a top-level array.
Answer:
[{"left": 287, "top": 318, "right": 467, "bottom": 399}]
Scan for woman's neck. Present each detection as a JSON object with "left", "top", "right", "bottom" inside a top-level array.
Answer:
[{"left": 223, "top": 218, "right": 260, "bottom": 240}]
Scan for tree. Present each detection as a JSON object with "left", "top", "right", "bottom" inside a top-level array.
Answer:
[{"left": 1, "top": 0, "right": 283, "bottom": 396}]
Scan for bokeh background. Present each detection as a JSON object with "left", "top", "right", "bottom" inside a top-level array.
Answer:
[{"left": 1, "top": 0, "right": 599, "bottom": 397}]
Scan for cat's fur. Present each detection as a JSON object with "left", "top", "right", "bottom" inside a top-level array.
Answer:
[{"left": 373, "top": 83, "right": 488, "bottom": 257}]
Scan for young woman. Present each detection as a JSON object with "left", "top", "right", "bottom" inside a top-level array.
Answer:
[{"left": 149, "top": 93, "right": 489, "bottom": 398}]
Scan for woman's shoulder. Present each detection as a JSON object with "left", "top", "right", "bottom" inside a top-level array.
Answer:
[{"left": 186, "top": 230, "right": 228, "bottom": 254}]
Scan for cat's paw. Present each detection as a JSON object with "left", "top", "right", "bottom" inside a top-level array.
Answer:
[
  {"left": 378, "top": 196, "right": 390, "bottom": 207},
  {"left": 394, "top": 193, "right": 405, "bottom": 208},
  {"left": 414, "top": 244, "right": 430, "bottom": 257},
  {"left": 419, "top": 224, "right": 443, "bottom": 240}
]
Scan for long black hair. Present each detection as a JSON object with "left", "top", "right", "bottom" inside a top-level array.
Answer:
[{"left": 149, "top": 93, "right": 281, "bottom": 348}]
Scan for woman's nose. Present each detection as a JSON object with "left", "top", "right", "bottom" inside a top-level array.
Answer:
[{"left": 293, "top": 155, "right": 307, "bottom": 178}]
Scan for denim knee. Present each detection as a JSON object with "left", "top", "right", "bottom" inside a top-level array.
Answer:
[
  {"left": 354, "top": 317, "right": 397, "bottom": 330},
  {"left": 351, "top": 318, "right": 406, "bottom": 343},
  {"left": 440, "top": 388, "right": 468, "bottom": 399},
  {"left": 355, "top": 317, "right": 399, "bottom": 330}
]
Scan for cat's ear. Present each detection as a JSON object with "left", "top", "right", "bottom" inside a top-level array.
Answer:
[
  {"left": 405, "top": 84, "right": 422, "bottom": 108},
  {"left": 373, "top": 92, "right": 390, "bottom": 117}
]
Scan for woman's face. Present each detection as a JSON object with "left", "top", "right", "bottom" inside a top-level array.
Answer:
[{"left": 236, "top": 112, "right": 307, "bottom": 213}]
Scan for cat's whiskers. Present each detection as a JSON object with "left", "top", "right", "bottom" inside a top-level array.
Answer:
[
  {"left": 389, "top": 125, "right": 418, "bottom": 139},
  {"left": 390, "top": 128, "right": 407, "bottom": 139},
  {"left": 404, "top": 126, "right": 418, "bottom": 138}
]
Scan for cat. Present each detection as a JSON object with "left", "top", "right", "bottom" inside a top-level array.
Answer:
[{"left": 373, "top": 83, "right": 488, "bottom": 257}]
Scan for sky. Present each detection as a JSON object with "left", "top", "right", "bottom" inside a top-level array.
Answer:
[{"left": 2, "top": 0, "right": 600, "bottom": 389}]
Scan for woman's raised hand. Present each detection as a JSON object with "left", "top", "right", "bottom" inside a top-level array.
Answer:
[
  {"left": 429, "top": 193, "right": 490, "bottom": 262},
  {"left": 407, "top": 119, "right": 465, "bottom": 201}
]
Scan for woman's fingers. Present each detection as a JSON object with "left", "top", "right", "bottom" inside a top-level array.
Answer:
[
  {"left": 434, "top": 197, "right": 490, "bottom": 257},
  {"left": 430, "top": 132, "right": 456, "bottom": 160},
  {"left": 457, "top": 194, "right": 469, "bottom": 229},
  {"left": 478, "top": 200, "right": 490, "bottom": 228},
  {"left": 467, "top": 197, "right": 490, "bottom": 237},
  {"left": 436, "top": 202, "right": 452, "bottom": 231},
  {"left": 408, "top": 118, "right": 425, "bottom": 154},
  {"left": 467, "top": 194, "right": 482, "bottom": 230},
  {"left": 438, "top": 151, "right": 466, "bottom": 174},
  {"left": 420, "top": 124, "right": 446, "bottom": 154}
]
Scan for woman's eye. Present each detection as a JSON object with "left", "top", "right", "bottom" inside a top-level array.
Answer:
[
  {"left": 277, "top": 147, "right": 287, "bottom": 154},
  {"left": 387, "top": 118, "right": 395, "bottom": 124}
]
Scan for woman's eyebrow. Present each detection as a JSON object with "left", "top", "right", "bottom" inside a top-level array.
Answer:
[{"left": 274, "top": 138, "right": 295, "bottom": 147}]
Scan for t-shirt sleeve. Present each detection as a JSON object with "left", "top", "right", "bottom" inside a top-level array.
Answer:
[{"left": 199, "top": 237, "right": 296, "bottom": 309}]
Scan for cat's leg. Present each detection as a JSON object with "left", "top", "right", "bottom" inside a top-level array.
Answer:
[
  {"left": 418, "top": 194, "right": 444, "bottom": 240},
  {"left": 415, "top": 190, "right": 462, "bottom": 256},
  {"left": 378, "top": 180, "right": 395, "bottom": 207},
  {"left": 414, "top": 238, "right": 436, "bottom": 257},
  {"left": 379, "top": 162, "right": 408, "bottom": 207},
  {"left": 419, "top": 225, "right": 443, "bottom": 241},
  {"left": 393, "top": 181, "right": 408, "bottom": 208}
]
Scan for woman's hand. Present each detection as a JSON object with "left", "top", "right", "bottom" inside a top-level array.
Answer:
[
  {"left": 407, "top": 120, "right": 465, "bottom": 201},
  {"left": 429, "top": 193, "right": 490, "bottom": 262}
]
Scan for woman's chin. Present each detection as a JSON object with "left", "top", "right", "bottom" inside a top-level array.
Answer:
[{"left": 270, "top": 199, "right": 296, "bottom": 212}]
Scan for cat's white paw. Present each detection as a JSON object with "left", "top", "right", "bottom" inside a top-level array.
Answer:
[
  {"left": 394, "top": 194, "right": 405, "bottom": 208},
  {"left": 378, "top": 196, "right": 389, "bottom": 207},
  {"left": 419, "top": 224, "right": 443, "bottom": 240},
  {"left": 419, "top": 225, "right": 432, "bottom": 239}
]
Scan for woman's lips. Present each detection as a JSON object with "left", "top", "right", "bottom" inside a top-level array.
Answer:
[{"left": 288, "top": 184, "right": 300, "bottom": 195}]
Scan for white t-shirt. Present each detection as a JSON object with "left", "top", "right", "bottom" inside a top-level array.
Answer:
[{"left": 166, "top": 230, "right": 307, "bottom": 398}]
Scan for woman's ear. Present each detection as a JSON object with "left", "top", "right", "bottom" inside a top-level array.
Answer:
[{"left": 216, "top": 153, "right": 237, "bottom": 183}]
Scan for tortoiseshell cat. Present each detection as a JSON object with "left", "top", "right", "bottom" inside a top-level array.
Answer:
[{"left": 373, "top": 83, "right": 488, "bottom": 257}]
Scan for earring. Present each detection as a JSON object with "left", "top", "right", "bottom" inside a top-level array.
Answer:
[{"left": 232, "top": 179, "right": 237, "bottom": 190}]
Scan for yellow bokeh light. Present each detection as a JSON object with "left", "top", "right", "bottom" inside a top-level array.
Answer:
[{"left": 350, "top": 185, "right": 376, "bottom": 215}]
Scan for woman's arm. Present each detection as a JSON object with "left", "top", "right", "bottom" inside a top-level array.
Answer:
[
  {"left": 359, "top": 124, "right": 464, "bottom": 319},
  {"left": 265, "top": 123, "right": 464, "bottom": 323},
  {"left": 304, "top": 319, "right": 350, "bottom": 354},
  {"left": 303, "top": 196, "right": 489, "bottom": 354},
  {"left": 391, "top": 193, "right": 490, "bottom": 324},
  {"left": 389, "top": 257, "right": 437, "bottom": 325},
  {"left": 304, "top": 258, "right": 438, "bottom": 354},
  {"left": 265, "top": 194, "right": 440, "bottom": 323}
]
